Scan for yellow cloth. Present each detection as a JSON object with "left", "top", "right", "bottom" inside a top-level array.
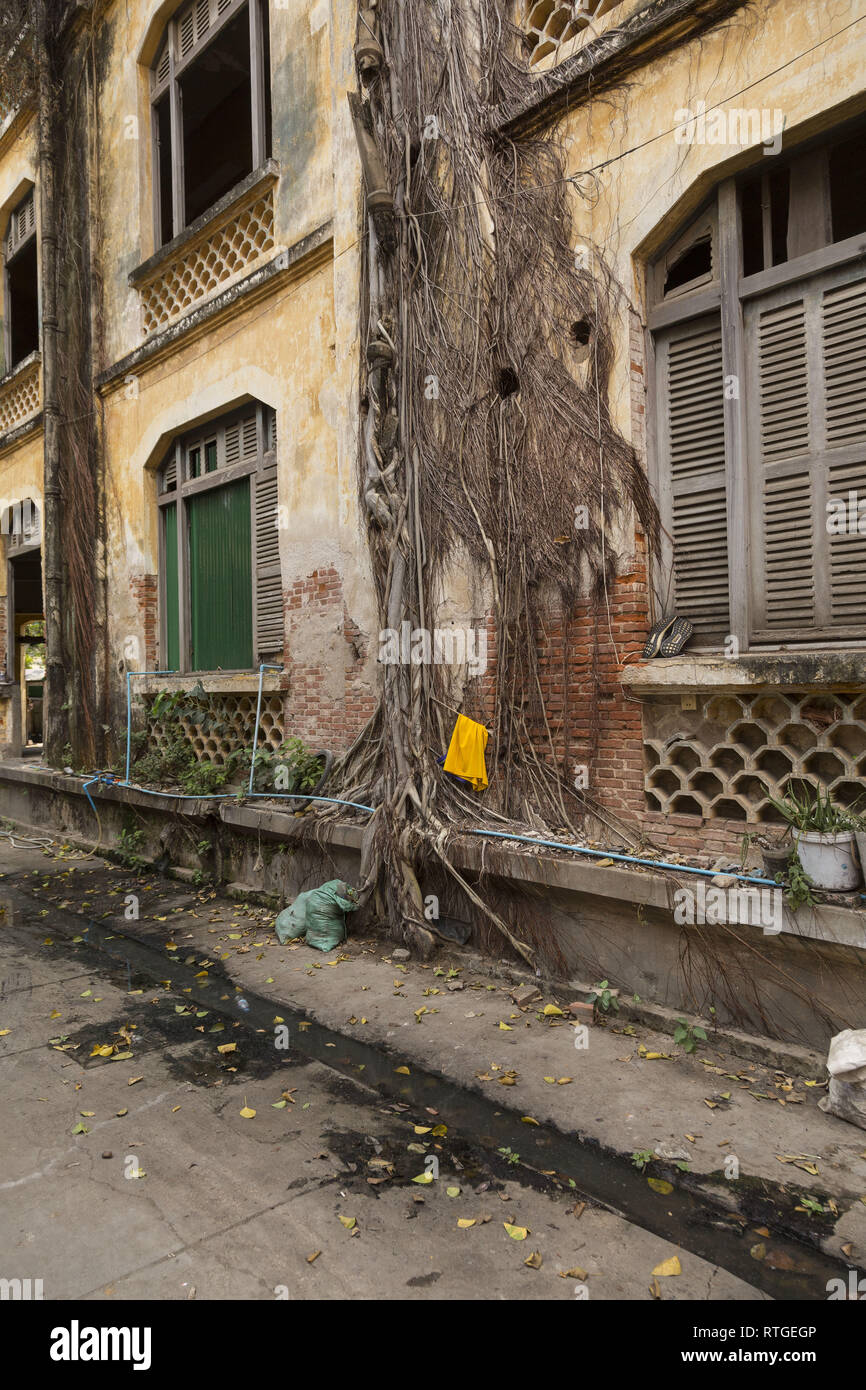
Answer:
[{"left": 443, "top": 715, "right": 489, "bottom": 791}]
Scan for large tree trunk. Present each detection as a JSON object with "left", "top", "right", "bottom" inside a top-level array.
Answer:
[{"left": 34, "top": 0, "right": 69, "bottom": 766}]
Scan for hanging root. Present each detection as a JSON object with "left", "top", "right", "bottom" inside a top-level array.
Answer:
[{"left": 323, "top": 0, "right": 659, "bottom": 957}]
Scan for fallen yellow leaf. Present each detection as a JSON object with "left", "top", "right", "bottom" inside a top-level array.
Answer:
[
  {"left": 652, "top": 1255, "right": 682, "bottom": 1277},
  {"left": 647, "top": 1177, "right": 673, "bottom": 1195},
  {"left": 457, "top": 1218, "right": 476, "bottom": 1229},
  {"left": 503, "top": 1223, "right": 528, "bottom": 1240}
]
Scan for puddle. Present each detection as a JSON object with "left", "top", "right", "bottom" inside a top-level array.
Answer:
[{"left": 2, "top": 879, "right": 862, "bottom": 1301}]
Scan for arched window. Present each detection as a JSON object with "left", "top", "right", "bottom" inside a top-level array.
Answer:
[
  {"left": 648, "top": 118, "right": 866, "bottom": 649},
  {"left": 157, "top": 402, "right": 281, "bottom": 672},
  {"left": 151, "top": 0, "right": 271, "bottom": 247},
  {"left": 4, "top": 190, "right": 39, "bottom": 371}
]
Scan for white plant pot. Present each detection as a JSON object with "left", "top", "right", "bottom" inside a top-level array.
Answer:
[{"left": 795, "top": 830, "right": 862, "bottom": 892}]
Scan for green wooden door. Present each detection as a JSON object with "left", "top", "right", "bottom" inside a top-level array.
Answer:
[
  {"left": 188, "top": 479, "right": 252, "bottom": 670},
  {"left": 163, "top": 502, "right": 180, "bottom": 671}
]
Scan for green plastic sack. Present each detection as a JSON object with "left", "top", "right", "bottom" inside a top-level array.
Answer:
[{"left": 275, "top": 880, "right": 359, "bottom": 953}]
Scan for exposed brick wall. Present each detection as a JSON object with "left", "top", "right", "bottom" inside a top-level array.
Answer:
[
  {"left": 460, "top": 532, "right": 752, "bottom": 864},
  {"left": 129, "top": 575, "right": 158, "bottom": 671},
  {"left": 284, "top": 567, "right": 376, "bottom": 750}
]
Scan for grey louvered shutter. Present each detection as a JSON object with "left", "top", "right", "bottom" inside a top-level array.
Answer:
[
  {"left": 253, "top": 464, "right": 283, "bottom": 659},
  {"left": 824, "top": 275, "right": 866, "bottom": 627},
  {"left": 746, "top": 263, "right": 866, "bottom": 641},
  {"left": 656, "top": 315, "right": 731, "bottom": 639}
]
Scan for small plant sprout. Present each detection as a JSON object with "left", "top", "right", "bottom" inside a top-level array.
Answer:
[
  {"left": 587, "top": 980, "right": 618, "bottom": 1014},
  {"left": 631, "top": 1150, "right": 655, "bottom": 1171},
  {"left": 673, "top": 1019, "right": 707, "bottom": 1054}
]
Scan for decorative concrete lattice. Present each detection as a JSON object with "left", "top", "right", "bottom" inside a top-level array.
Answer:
[
  {"left": 644, "top": 691, "right": 866, "bottom": 822},
  {"left": 0, "top": 359, "right": 41, "bottom": 433},
  {"left": 522, "top": 0, "right": 622, "bottom": 66},
  {"left": 145, "top": 692, "right": 285, "bottom": 768},
  {"left": 140, "top": 190, "right": 275, "bottom": 334}
]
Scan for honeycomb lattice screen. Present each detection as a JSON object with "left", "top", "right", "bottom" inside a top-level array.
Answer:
[
  {"left": 146, "top": 693, "right": 285, "bottom": 768},
  {"left": 139, "top": 190, "right": 275, "bottom": 335},
  {"left": 522, "top": 0, "right": 623, "bottom": 66},
  {"left": 0, "top": 359, "right": 41, "bottom": 434},
  {"left": 644, "top": 691, "right": 866, "bottom": 822}
]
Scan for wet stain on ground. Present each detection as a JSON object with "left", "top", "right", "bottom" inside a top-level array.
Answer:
[{"left": 1, "top": 872, "right": 862, "bottom": 1301}]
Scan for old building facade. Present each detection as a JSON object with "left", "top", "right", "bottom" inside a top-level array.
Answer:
[{"left": 0, "top": 0, "right": 864, "bottom": 1030}]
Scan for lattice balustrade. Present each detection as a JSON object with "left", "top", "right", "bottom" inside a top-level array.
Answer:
[
  {"left": 522, "top": 0, "right": 623, "bottom": 66},
  {"left": 644, "top": 691, "right": 866, "bottom": 822},
  {"left": 145, "top": 692, "right": 285, "bottom": 768},
  {"left": 0, "top": 358, "right": 41, "bottom": 434},
  {"left": 139, "top": 190, "right": 275, "bottom": 334}
]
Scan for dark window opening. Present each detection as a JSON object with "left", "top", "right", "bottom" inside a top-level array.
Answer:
[
  {"left": 152, "top": 0, "right": 271, "bottom": 247},
  {"left": 740, "top": 169, "right": 790, "bottom": 276},
  {"left": 768, "top": 168, "right": 790, "bottom": 266},
  {"left": 663, "top": 237, "right": 711, "bottom": 296},
  {"left": 7, "top": 238, "right": 39, "bottom": 368},
  {"left": 830, "top": 129, "right": 866, "bottom": 243},
  {"left": 155, "top": 93, "right": 174, "bottom": 247},
  {"left": 261, "top": 3, "right": 272, "bottom": 167},
  {"left": 741, "top": 178, "right": 764, "bottom": 277},
  {"left": 181, "top": 8, "right": 254, "bottom": 226}
]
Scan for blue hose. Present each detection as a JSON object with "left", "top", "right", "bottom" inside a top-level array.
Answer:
[{"left": 81, "top": 775, "right": 776, "bottom": 888}]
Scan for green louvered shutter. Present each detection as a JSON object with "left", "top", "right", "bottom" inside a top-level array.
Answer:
[
  {"left": 163, "top": 502, "right": 180, "bottom": 671},
  {"left": 188, "top": 478, "right": 252, "bottom": 670}
]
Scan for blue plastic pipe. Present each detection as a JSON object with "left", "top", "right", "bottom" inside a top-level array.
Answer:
[{"left": 249, "top": 664, "right": 283, "bottom": 795}]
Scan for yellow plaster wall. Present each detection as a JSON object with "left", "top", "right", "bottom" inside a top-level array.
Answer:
[{"left": 555, "top": 0, "right": 866, "bottom": 446}]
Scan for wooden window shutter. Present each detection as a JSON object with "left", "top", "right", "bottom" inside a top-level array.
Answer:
[
  {"left": 655, "top": 315, "right": 731, "bottom": 638},
  {"left": 6, "top": 192, "right": 35, "bottom": 261},
  {"left": 745, "top": 263, "right": 866, "bottom": 640},
  {"left": 252, "top": 463, "right": 283, "bottom": 659},
  {"left": 173, "top": 0, "right": 245, "bottom": 73}
]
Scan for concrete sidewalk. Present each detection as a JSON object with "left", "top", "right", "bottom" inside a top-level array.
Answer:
[{"left": 2, "top": 841, "right": 865, "bottom": 1288}]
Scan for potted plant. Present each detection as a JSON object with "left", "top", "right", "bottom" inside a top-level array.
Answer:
[
  {"left": 767, "top": 782, "right": 862, "bottom": 892},
  {"left": 844, "top": 806, "right": 866, "bottom": 884}
]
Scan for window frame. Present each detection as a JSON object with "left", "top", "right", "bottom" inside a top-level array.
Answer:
[
  {"left": 150, "top": 0, "right": 270, "bottom": 248},
  {"left": 157, "top": 401, "right": 279, "bottom": 673},
  {"left": 646, "top": 125, "right": 866, "bottom": 654},
  {"left": 3, "top": 189, "right": 39, "bottom": 374}
]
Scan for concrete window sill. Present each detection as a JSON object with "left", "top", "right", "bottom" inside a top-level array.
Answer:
[
  {"left": 128, "top": 162, "right": 280, "bottom": 289},
  {"left": 621, "top": 650, "right": 866, "bottom": 692},
  {"left": 134, "top": 672, "right": 284, "bottom": 697}
]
